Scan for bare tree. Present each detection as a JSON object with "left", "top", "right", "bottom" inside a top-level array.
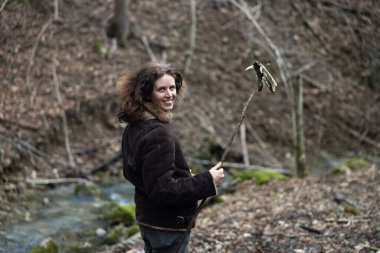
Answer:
[
  {"left": 230, "top": 0, "right": 308, "bottom": 177},
  {"left": 184, "top": 0, "right": 197, "bottom": 74},
  {"left": 109, "top": 0, "right": 130, "bottom": 47},
  {"left": 294, "top": 77, "right": 307, "bottom": 177}
]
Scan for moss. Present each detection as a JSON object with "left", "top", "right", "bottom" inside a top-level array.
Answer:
[
  {"left": 74, "top": 183, "right": 102, "bottom": 197},
  {"left": 29, "top": 237, "right": 58, "bottom": 253},
  {"left": 106, "top": 224, "right": 128, "bottom": 244},
  {"left": 207, "top": 196, "right": 224, "bottom": 206},
  {"left": 68, "top": 242, "right": 92, "bottom": 253},
  {"left": 92, "top": 40, "right": 107, "bottom": 58},
  {"left": 342, "top": 203, "right": 360, "bottom": 215},
  {"left": 232, "top": 170, "right": 287, "bottom": 186},
  {"left": 343, "top": 157, "right": 369, "bottom": 170},
  {"left": 127, "top": 224, "right": 140, "bottom": 237},
  {"left": 331, "top": 157, "right": 369, "bottom": 175},
  {"left": 103, "top": 202, "right": 135, "bottom": 226}
]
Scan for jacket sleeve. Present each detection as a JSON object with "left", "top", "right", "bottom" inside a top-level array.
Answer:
[{"left": 139, "top": 126, "right": 216, "bottom": 206}]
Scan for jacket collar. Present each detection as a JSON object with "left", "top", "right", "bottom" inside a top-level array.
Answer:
[{"left": 141, "top": 102, "right": 172, "bottom": 123}]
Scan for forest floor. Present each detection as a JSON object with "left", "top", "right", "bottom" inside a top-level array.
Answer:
[{"left": 109, "top": 165, "right": 380, "bottom": 253}]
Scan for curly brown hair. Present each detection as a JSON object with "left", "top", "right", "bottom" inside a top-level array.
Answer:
[{"left": 117, "top": 62, "right": 186, "bottom": 123}]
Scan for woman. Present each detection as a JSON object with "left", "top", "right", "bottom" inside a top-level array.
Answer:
[{"left": 117, "top": 62, "right": 224, "bottom": 252}]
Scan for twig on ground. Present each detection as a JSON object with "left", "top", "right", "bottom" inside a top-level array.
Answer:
[
  {"left": 26, "top": 178, "right": 92, "bottom": 185},
  {"left": 299, "top": 224, "right": 323, "bottom": 234}
]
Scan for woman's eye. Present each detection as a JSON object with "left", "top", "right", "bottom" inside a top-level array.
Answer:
[{"left": 170, "top": 87, "right": 176, "bottom": 91}]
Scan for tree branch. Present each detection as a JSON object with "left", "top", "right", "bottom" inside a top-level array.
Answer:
[
  {"left": 142, "top": 36, "right": 158, "bottom": 62},
  {"left": 52, "top": 65, "right": 77, "bottom": 169},
  {"left": 0, "top": 0, "right": 9, "bottom": 13},
  {"left": 220, "top": 91, "right": 255, "bottom": 163},
  {"left": 26, "top": 178, "right": 92, "bottom": 185}
]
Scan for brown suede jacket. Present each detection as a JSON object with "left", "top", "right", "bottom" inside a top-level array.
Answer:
[{"left": 122, "top": 104, "right": 216, "bottom": 231}]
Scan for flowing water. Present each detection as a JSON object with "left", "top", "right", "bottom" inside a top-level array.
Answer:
[{"left": 0, "top": 181, "right": 134, "bottom": 253}]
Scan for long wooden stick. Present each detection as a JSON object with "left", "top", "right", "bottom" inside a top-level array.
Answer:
[
  {"left": 175, "top": 90, "right": 256, "bottom": 253},
  {"left": 220, "top": 91, "right": 255, "bottom": 163}
]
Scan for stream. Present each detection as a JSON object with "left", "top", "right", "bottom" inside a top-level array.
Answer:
[{"left": 0, "top": 181, "right": 134, "bottom": 253}]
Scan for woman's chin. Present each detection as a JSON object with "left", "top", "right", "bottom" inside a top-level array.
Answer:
[{"left": 161, "top": 104, "right": 174, "bottom": 111}]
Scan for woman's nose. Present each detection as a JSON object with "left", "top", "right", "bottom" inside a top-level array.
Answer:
[{"left": 165, "top": 89, "right": 172, "bottom": 97}]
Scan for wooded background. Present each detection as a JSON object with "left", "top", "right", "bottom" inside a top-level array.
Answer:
[{"left": 1, "top": 0, "right": 379, "bottom": 181}]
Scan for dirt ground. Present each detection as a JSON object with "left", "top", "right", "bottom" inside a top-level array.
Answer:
[{"left": 110, "top": 165, "right": 379, "bottom": 253}]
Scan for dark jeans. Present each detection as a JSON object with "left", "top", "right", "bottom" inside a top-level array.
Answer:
[{"left": 139, "top": 225, "right": 190, "bottom": 253}]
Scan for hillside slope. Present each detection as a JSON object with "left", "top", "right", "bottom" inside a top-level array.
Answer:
[{"left": 1, "top": 1, "right": 379, "bottom": 181}]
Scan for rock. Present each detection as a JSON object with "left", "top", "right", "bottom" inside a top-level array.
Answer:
[
  {"left": 96, "top": 227, "right": 107, "bottom": 237},
  {"left": 243, "top": 233, "right": 252, "bottom": 238}
]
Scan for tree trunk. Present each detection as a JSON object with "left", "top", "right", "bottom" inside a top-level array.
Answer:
[
  {"left": 294, "top": 77, "right": 307, "bottom": 177},
  {"left": 114, "top": 0, "right": 130, "bottom": 47}
]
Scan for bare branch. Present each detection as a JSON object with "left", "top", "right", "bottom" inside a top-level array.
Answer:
[
  {"left": 230, "top": 0, "right": 292, "bottom": 98},
  {"left": 289, "top": 61, "right": 318, "bottom": 78},
  {"left": 54, "top": 0, "right": 59, "bottom": 20},
  {"left": 240, "top": 122, "right": 250, "bottom": 166},
  {"left": 0, "top": 0, "right": 9, "bottom": 13},
  {"left": 244, "top": 121, "right": 281, "bottom": 166},
  {"left": 0, "top": 132, "right": 66, "bottom": 166},
  {"left": 26, "top": 178, "right": 92, "bottom": 185},
  {"left": 142, "top": 36, "right": 158, "bottom": 62},
  {"left": 0, "top": 116, "right": 39, "bottom": 131},
  {"left": 52, "top": 65, "right": 77, "bottom": 169}
]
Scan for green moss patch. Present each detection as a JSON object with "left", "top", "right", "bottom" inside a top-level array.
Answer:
[
  {"left": 105, "top": 223, "right": 138, "bottom": 244},
  {"left": 29, "top": 237, "right": 58, "bottom": 253},
  {"left": 92, "top": 40, "right": 107, "bottom": 58},
  {"left": 74, "top": 183, "right": 102, "bottom": 197},
  {"left": 232, "top": 170, "right": 287, "bottom": 186},
  {"left": 207, "top": 196, "right": 224, "bottom": 206},
  {"left": 330, "top": 157, "right": 369, "bottom": 175},
  {"left": 102, "top": 202, "right": 135, "bottom": 226},
  {"left": 127, "top": 224, "right": 140, "bottom": 237}
]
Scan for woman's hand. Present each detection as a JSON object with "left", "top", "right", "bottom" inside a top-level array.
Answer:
[{"left": 209, "top": 162, "right": 224, "bottom": 184}]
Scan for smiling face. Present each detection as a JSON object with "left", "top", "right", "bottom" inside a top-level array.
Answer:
[{"left": 151, "top": 74, "right": 177, "bottom": 111}]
